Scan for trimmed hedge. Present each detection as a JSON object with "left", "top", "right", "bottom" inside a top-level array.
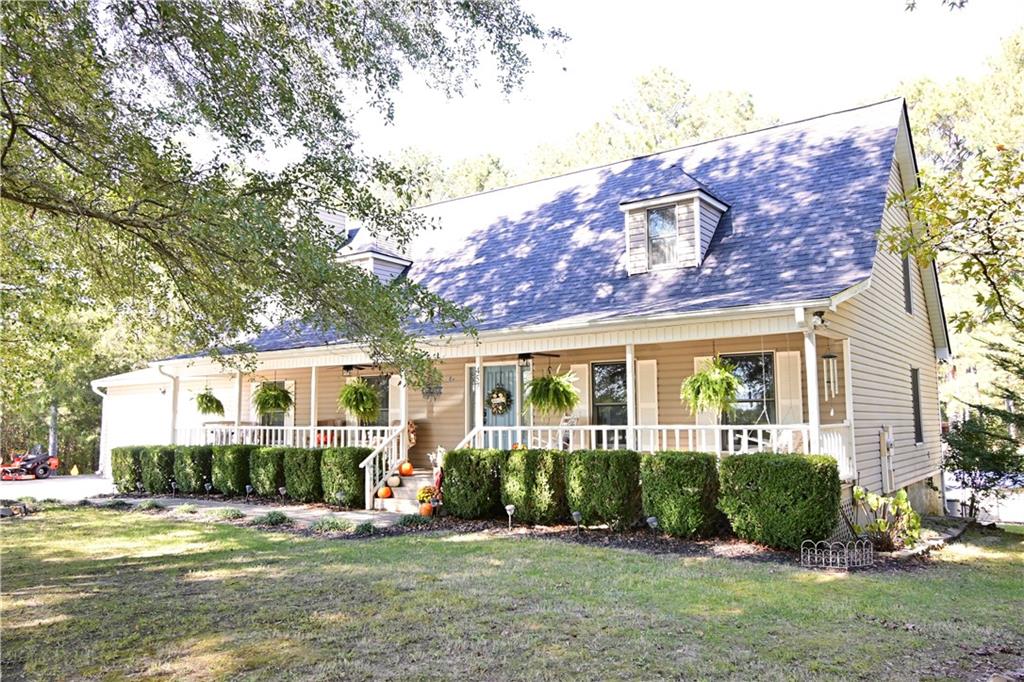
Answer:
[
  {"left": 250, "top": 447, "right": 287, "bottom": 497},
  {"left": 322, "top": 447, "right": 372, "bottom": 507},
  {"left": 140, "top": 446, "right": 175, "bottom": 494},
  {"left": 283, "top": 448, "right": 323, "bottom": 502},
  {"left": 501, "top": 449, "right": 567, "bottom": 524},
  {"left": 111, "top": 446, "right": 144, "bottom": 493},
  {"left": 211, "top": 445, "right": 253, "bottom": 496},
  {"left": 565, "top": 449, "right": 642, "bottom": 530},
  {"left": 718, "top": 453, "right": 840, "bottom": 550},
  {"left": 173, "top": 446, "right": 212, "bottom": 494},
  {"left": 641, "top": 451, "right": 719, "bottom": 538},
  {"left": 442, "top": 449, "right": 506, "bottom": 519}
]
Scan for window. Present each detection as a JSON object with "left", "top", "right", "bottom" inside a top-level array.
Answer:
[
  {"left": 363, "top": 375, "right": 391, "bottom": 427},
  {"left": 910, "top": 368, "right": 923, "bottom": 444},
  {"left": 591, "top": 362, "right": 627, "bottom": 447},
  {"left": 902, "top": 256, "right": 914, "bottom": 314},
  {"left": 647, "top": 206, "right": 676, "bottom": 267},
  {"left": 721, "top": 353, "right": 776, "bottom": 425}
]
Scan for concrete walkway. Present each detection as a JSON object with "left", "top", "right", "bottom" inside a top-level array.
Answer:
[
  {"left": 1, "top": 474, "right": 114, "bottom": 502},
  {"left": 86, "top": 494, "right": 405, "bottom": 528}
]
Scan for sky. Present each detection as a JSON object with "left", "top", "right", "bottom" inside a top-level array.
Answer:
[{"left": 353, "top": 0, "right": 1024, "bottom": 170}]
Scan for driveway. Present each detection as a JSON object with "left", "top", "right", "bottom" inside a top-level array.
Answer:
[{"left": 0, "top": 474, "right": 114, "bottom": 503}]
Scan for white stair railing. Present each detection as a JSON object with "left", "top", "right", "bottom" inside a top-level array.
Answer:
[{"left": 358, "top": 425, "right": 405, "bottom": 510}]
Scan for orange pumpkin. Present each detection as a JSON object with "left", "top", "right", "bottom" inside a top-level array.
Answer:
[
  {"left": 378, "top": 486, "right": 393, "bottom": 499},
  {"left": 419, "top": 502, "right": 433, "bottom": 517},
  {"left": 399, "top": 461, "right": 414, "bottom": 476}
]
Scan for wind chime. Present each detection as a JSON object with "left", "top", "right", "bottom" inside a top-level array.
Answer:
[{"left": 822, "top": 340, "right": 839, "bottom": 403}]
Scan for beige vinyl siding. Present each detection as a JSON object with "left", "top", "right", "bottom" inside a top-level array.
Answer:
[
  {"left": 698, "top": 202, "right": 723, "bottom": 264},
  {"left": 372, "top": 258, "right": 407, "bottom": 283},
  {"left": 104, "top": 383, "right": 172, "bottom": 448},
  {"left": 625, "top": 210, "right": 648, "bottom": 274},
  {"left": 826, "top": 158, "right": 942, "bottom": 491},
  {"left": 675, "top": 201, "right": 696, "bottom": 266},
  {"left": 177, "top": 376, "right": 237, "bottom": 428}
]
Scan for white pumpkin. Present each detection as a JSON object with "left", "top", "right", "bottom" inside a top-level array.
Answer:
[{"left": 386, "top": 475, "right": 402, "bottom": 488}]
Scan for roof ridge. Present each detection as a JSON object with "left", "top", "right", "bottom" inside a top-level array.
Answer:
[{"left": 416, "top": 97, "right": 905, "bottom": 210}]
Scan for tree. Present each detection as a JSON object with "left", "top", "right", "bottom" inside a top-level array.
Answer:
[
  {"left": 527, "top": 67, "right": 773, "bottom": 178},
  {"left": 1, "top": 0, "right": 563, "bottom": 400},
  {"left": 393, "top": 149, "right": 512, "bottom": 204},
  {"left": 943, "top": 411, "right": 1023, "bottom": 519}
]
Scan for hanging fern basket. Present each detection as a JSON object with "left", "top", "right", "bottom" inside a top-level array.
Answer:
[
  {"left": 680, "top": 356, "right": 740, "bottom": 418},
  {"left": 338, "top": 378, "right": 381, "bottom": 425},
  {"left": 252, "top": 382, "right": 294, "bottom": 417},
  {"left": 523, "top": 368, "right": 580, "bottom": 416},
  {"left": 195, "top": 389, "right": 224, "bottom": 416}
]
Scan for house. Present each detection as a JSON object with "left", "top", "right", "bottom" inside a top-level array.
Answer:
[{"left": 91, "top": 99, "right": 950, "bottom": 513}]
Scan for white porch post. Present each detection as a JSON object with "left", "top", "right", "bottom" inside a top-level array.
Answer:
[
  {"left": 309, "top": 366, "right": 318, "bottom": 447},
  {"left": 625, "top": 343, "right": 636, "bottom": 450},
  {"left": 169, "top": 376, "right": 179, "bottom": 444},
  {"left": 804, "top": 330, "right": 821, "bottom": 453},
  {"left": 399, "top": 373, "right": 409, "bottom": 458},
  {"left": 842, "top": 338, "right": 857, "bottom": 479},
  {"left": 234, "top": 370, "right": 243, "bottom": 445},
  {"left": 474, "top": 354, "right": 484, "bottom": 436}
]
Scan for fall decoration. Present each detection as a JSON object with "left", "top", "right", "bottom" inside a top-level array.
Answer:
[
  {"left": 487, "top": 384, "right": 512, "bottom": 415},
  {"left": 523, "top": 368, "right": 580, "bottom": 415},
  {"left": 416, "top": 485, "right": 437, "bottom": 504},
  {"left": 419, "top": 502, "right": 434, "bottom": 517},
  {"left": 337, "top": 378, "right": 380, "bottom": 424},
  {"left": 195, "top": 389, "right": 224, "bottom": 416},
  {"left": 399, "top": 461, "right": 414, "bottom": 476},
  {"left": 377, "top": 485, "right": 393, "bottom": 499}
]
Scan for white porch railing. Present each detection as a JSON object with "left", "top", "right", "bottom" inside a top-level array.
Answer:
[
  {"left": 359, "top": 425, "right": 406, "bottom": 509},
  {"left": 175, "top": 425, "right": 399, "bottom": 450},
  {"left": 454, "top": 422, "right": 855, "bottom": 480}
]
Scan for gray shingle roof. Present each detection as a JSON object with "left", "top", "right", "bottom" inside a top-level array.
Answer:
[{"left": 243, "top": 99, "right": 903, "bottom": 353}]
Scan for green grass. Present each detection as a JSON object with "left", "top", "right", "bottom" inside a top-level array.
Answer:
[{"left": 1, "top": 509, "right": 1022, "bottom": 680}]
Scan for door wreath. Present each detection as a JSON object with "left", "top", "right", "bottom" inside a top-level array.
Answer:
[{"left": 487, "top": 385, "right": 512, "bottom": 416}]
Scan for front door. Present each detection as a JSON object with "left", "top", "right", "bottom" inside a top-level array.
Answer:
[{"left": 470, "top": 364, "right": 517, "bottom": 448}]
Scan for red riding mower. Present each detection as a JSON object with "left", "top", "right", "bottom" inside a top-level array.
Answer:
[{"left": 1, "top": 446, "right": 59, "bottom": 481}]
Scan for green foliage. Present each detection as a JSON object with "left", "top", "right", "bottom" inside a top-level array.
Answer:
[
  {"left": 943, "top": 412, "right": 1024, "bottom": 518},
  {"left": 500, "top": 449, "right": 567, "bottom": 524},
  {"left": 523, "top": 370, "right": 580, "bottom": 416},
  {"left": 641, "top": 451, "right": 720, "bottom": 538},
  {"left": 211, "top": 445, "right": 253, "bottom": 496},
  {"left": 564, "top": 450, "right": 642, "bottom": 530},
  {"left": 209, "top": 507, "right": 245, "bottom": 521},
  {"left": 337, "top": 379, "right": 381, "bottom": 425},
  {"left": 283, "top": 449, "right": 323, "bottom": 502},
  {"left": 395, "top": 514, "right": 432, "bottom": 528},
  {"left": 252, "top": 383, "right": 294, "bottom": 417},
  {"left": 173, "top": 446, "right": 212, "bottom": 494},
  {"left": 321, "top": 447, "right": 372, "bottom": 508},
  {"left": 718, "top": 453, "right": 840, "bottom": 550},
  {"left": 195, "top": 390, "right": 224, "bottom": 416},
  {"left": 310, "top": 517, "right": 353, "bottom": 533},
  {"left": 680, "top": 357, "right": 740, "bottom": 417},
  {"left": 111, "top": 446, "right": 144, "bottom": 493},
  {"left": 441, "top": 449, "right": 506, "bottom": 519},
  {"left": 394, "top": 149, "right": 512, "bottom": 204},
  {"left": 140, "top": 446, "right": 176, "bottom": 494},
  {"left": 135, "top": 499, "right": 165, "bottom": 512},
  {"left": 252, "top": 511, "right": 291, "bottom": 527},
  {"left": 852, "top": 487, "right": 921, "bottom": 551},
  {"left": 176, "top": 503, "right": 199, "bottom": 514},
  {"left": 249, "top": 448, "right": 287, "bottom": 498},
  {"left": 353, "top": 521, "right": 377, "bottom": 536}
]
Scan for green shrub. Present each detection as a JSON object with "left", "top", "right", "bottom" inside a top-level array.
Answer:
[
  {"left": 252, "top": 510, "right": 290, "bottom": 526},
  {"left": 209, "top": 507, "right": 245, "bottom": 521},
  {"left": 442, "top": 449, "right": 506, "bottom": 519},
  {"left": 641, "top": 451, "right": 720, "bottom": 538},
  {"left": 353, "top": 521, "right": 376, "bottom": 536},
  {"left": 395, "top": 514, "right": 432, "bottom": 528},
  {"left": 173, "top": 446, "right": 213, "bottom": 494},
  {"left": 211, "top": 445, "right": 253, "bottom": 496},
  {"left": 135, "top": 499, "right": 165, "bottom": 512},
  {"left": 283, "top": 448, "right": 323, "bottom": 502},
  {"left": 565, "top": 449, "right": 641, "bottom": 530},
  {"left": 718, "top": 453, "right": 840, "bottom": 550},
  {"left": 501, "top": 449, "right": 567, "bottom": 524},
  {"left": 111, "top": 446, "right": 144, "bottom": 493},
  {"left": 321, "top": 447, "right": 372, "bottom": 508},
  {"left": 140, "top": 446, "right": 175, "bottom": 494},
  {"left": 175, "top": 503, "right": 199, "bottom": 514},
  {"left": 250, "top": 448, "right": 287, "bottom": 497},
  {"left": 310, "top": 517, "right": 353, "bottom": 533}
]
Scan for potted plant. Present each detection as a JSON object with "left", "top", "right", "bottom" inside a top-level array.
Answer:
[
  {"left": 337, "top": 378, "right": 380, "bottom": 425},
  {"left": 680, "top": 356, "right": 740, "bottom": 419},
  {"left": 252, "top": 382, "right": 293, "bottom": 417},
  {"left": 417, "top": 485, "right": 437, "bottom": 517},
  {"left": 523, "top": 368, "right": 580, "bottom": 416},
  {"left": 195, "top": 388, "right": 224, "bottom": 416}
]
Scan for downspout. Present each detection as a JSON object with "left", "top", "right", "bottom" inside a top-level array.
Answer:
[
  {"left": 156, "top": 365, "right": 179, "bottom": 445},
  {"left": 91, "top": 383, "right": 108, "bottom": 476}
]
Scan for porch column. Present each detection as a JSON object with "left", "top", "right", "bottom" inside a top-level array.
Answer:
[
  {"left": 842, "top": 338, "right": 857, "bottom": 479},
  {"left": 169, "top": 376, "right": 179, "bottom": 444},
  {"left": 804, "top": 330, "right": 821, "bottom": 453},
  {"left": 474, "top": 354, "right": 484, "bottom": 431},
  {"left": 625, "top": 343, "right": 636, "bottom": 450},
  {"left": 234, "top": 370, "right": 243, "bottom": 445},
  {"left": 309, "top": 366, "right": 318, "bottom": 447},
  {"left": 399, "top": 373, "right": 409, "bottom": 458}
]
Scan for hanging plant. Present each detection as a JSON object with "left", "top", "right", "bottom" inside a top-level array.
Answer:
[
  {"left": 523, "top": 368, "right": 580, "bottom": 416},
  {"left": 195, "top": 389, "right": 224, "bottom": 416},
  {"left": 680, "top": 356, "right": 740, "bottom": 418},
  {"left": 337, "top": 378, "right": 380, "bottom": 424},
  {"left": 252, "top": 382, "right": 294, "bottom": 417}
]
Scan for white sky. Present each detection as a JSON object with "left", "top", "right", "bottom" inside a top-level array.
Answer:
[{"left": 354, "top": 0, "right": 1024, "bottom": 169}]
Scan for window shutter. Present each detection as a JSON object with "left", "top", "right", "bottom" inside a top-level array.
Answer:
[
  {"left": 692, "top": 357, "right": 717, "bottom": 451},
  {"left": 388, "top": 375, "right": 402, "bottom": 426},
  {"left": 775, "top": 351, "right": 803, "bottom": 425},
  {"left": 248, "top": 381, "right": 262, "bottom": 423},
  {"left": 282, "top": 380, "right": 296, "bottom": 428},
  {"left": 569, "top": 364, "right": 590, "bottom": 424},
  {"left": 625, "top": 211, "right": 648, "bottom": 275},
  {"left": 636, "top": 359, "right": 658, "bottom": 450}
]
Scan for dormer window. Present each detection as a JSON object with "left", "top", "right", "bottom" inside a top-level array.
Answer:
[{"left": 647, "top": 206, "right": 677, "bottom": 268}]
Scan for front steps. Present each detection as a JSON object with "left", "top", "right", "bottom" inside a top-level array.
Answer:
[{"left": 373, "top": 472, "right": 434, "bottom": 514}]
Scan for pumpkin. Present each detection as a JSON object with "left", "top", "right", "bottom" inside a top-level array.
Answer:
[
  {"left": 386, "top": 475, "right": 402, "bottom": 488},
  {"left": 399, "top": 461, "right": 414, "bottom": 476},
  {"left": 419, "top": 502, "right": 433, "bottom": 517},
  {"left": 378, "top": 486, "right": 393, "bottom": 499}
]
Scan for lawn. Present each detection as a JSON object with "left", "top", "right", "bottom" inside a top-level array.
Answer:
[{"left": 2, "top": 508, "right": 1022, "bottom": 681}]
